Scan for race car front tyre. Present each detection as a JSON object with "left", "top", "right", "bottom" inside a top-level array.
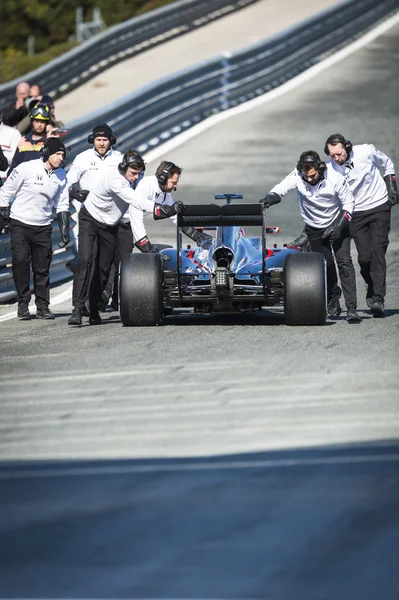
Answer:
[
  {"left": 283, "top": 252, "right": 327, "bottom": 326},
  {"left": 119, "top": 252, "right": 163, "bottom": 326}
]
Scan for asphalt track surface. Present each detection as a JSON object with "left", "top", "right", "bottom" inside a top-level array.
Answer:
[{"left": 1, "top": 19, "right": 399, "bottom": 600}]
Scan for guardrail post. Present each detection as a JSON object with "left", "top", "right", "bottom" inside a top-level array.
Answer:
[{"left": 220, "top": 51, "right": 232, "bottom": 111}]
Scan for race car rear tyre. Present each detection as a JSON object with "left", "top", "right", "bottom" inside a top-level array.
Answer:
[
  {"left": 119, "top": 253, "right": 163, "bottom": 326},
  {"left": 283, "top": 252, "right": 327, "bottom": 326}
]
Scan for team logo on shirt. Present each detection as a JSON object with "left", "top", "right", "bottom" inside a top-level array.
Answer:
[{"left": 34, "top": 174, "right": 44, "bottom": 186}]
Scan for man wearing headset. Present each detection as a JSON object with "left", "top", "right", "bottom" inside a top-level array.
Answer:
[
  {"left": 8, "top": 104, "right": 52, "bottom": 175},
  {"left": 67, "top": 123, "right": 122, "bottom": 205},
  {"left": 68, "top": 149, "right": 181, "bottom": 326},
  {"left": 262, "top": 150, "right": 361, "bottom": 323},
  {"left": 129, "top": 160, "right": 213, "bottom": 253},
  {"left": 324, "top": 134, "right": 397, "bottom": 318},
  {"left": 0, "top": 138, "right": 70, "bottom": 320}
]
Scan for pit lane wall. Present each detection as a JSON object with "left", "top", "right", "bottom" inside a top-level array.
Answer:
[
  {"left": 0, "top": 0, "right": 259, "bottom": 113},
  {"left": 0, "top": 0, "right": 398, "bottom": 303}
]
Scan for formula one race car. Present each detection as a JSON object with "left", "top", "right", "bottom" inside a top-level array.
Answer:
[{"left": 119, "top": 194, "right": 327, "bottom": 326}]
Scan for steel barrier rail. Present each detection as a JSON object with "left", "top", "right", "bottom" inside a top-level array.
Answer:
[
  {"left": 0, "top": 0, "right": 258, "bottom": 113},
  {"left": 1, "top": 0, "right": 398, "bottom": 303},
  {"left": 0, "top": 215, "right": 77, "bottom": 304},
  {"left": 62, "top": 0, "right": 399, "bottom": 160}
]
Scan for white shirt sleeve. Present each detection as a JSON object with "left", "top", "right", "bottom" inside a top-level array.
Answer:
[
  {"left": 54, "top": 173, "right": 70, "bottom": 214},
  {"left": 371, "top": 145, "right": 395, "bottom": 176},
  {"left": 0, "top": 164, "right": 23, "bottom": 207},
  {"left": 129, "top": 205, "right": 147, "bottom": 242},
  {"left": 334, "top": 172, "right": 355, "bottom": 214},
  {"left": 66, "top": 159, "right": 83, "bottom": 186},
  {"left": 112, "top": 172, "right": 154, "bottom": 212},
  {"left": 269, "top": 170, "right": 298, "bottom": 197}
]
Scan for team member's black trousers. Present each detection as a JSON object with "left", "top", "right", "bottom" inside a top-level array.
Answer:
[
  {"left": 10, "top": 219, "right": 52, "bottom": 308},
  {"left": 104, "top": 221, "right": 133, "bottom": 304},
  {"left": 350, "top": 202, "right": 391, "bottom": 301},
  {"left": 305, "top": 223, "right": 357, "bottom": 308},
  {"left": 72, "top": 206, "right": 118, "bottom": 311}
]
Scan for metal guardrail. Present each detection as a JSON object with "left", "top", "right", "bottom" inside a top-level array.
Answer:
[
  {"left": 62, "top": 0, "right": 399, "bottom": 160},
  {"left": 1, "top": 0, "right": 398, "bottom": 303},
  {"left": 0, "top": 0, "right": 258, "bottom": 113},
  {"left": 0, "top": 212, "right": 77, "bottom": 303}
]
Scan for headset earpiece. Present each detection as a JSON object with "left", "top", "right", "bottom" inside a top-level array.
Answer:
[
  {"left": 119, "top": 152, "right": 145, "bottom": 174},
  {"left": 40, "top": 144, "right": 49, "bottom": 161},
  {"left": 324, "top": 134, "right": 353, "bottom": 157},
  {"left": 157, "top": 161, "right": 175, "bottom": 187}
]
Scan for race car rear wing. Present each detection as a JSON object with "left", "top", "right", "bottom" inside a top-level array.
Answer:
[
  {"left": 176, "top": 203, "right": 264, "bottom": 227},
  {"left": 176, "top": 201, "right": 270, "bottom": 296}
]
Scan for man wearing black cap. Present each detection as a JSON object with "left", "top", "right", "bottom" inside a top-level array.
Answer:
[{"left": 0, "top": 137, "right": 70, "bottom": 319}]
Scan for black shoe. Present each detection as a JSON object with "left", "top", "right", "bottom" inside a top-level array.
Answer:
[
  {"left": 89, "top": 311, "right": 102, "bottom": 325},
  {"left": 17, "top": 302, "right": 30, "bottom": 319},
  {"left": 346, "top": 305, "right": 362, "bottom": 323},
  {"left": 68, "top": 307, "right": 83, "bottom": 326},
  {"left": 328, "top": 296, "right": 342, "bottom": 317},
  {"left": 36, "top": 307, "right": 55, "bottom": 320},
  {"left": 370, "top": 298, "right": 385, "bottom": 318},
  {"left": 98, "top": 291, "right": 110, "bottom": 313},
  {"left": 366, "top": 285, "right": 374, "bottom": 308}
]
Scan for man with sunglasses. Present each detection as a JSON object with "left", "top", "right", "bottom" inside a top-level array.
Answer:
[{"left": 262, "top": 150, "right": 361, "bottom": 323}]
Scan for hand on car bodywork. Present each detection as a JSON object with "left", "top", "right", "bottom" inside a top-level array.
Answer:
[
  {"left": 260, "top": 193, "right": 281, "bottom": 209},
  {"left": 153, "top": 201, "right": 183, "bottom": 220}
]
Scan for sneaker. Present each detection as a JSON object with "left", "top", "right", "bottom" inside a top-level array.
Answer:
[
  {"left": 97, "top": 291, "right": 110, "bottom": 313},
  {"left": 89, "top": 311, "right": 102, "bottom": 326},
  {"left": 370, "top": 298, "right": 385, "bottom": 318},
  {"left": 68, "top": 307, "right": 83, "bottom": 326},
  {"left": 366, "top": 285, "right": 374, "bottom": 308},
  {"left": 36, "top": 307, "right": 55, "bottom": 320},
  {"left": 17, "top": 302, "right": 31, "bottom": 319},
  {"left": 346, "top": 305, "right": 362, "bottom": 323},
  {"left": 328, "top": 296, "right": 342, "bottom": 317}
]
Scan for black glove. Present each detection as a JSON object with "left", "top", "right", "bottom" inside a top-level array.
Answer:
[
  {"left": 287, "top": 227, "right": 309, "bottom": 248},
  {"left": 0, "top": 146, "right": 8, "bottom": 173},
  {"left": 260, "top": 193, "right": 281, "bottom": 209},
  {"left": 182, "top": 226, "right": 213, "bottom": 249},
  {"left": 0, "top": 206, "right": 10, "bottom": 235},
  {"left": 322, "top": 210, "right": 351, "bottom": 244},
  {"left": 57, "top": 211, "right": 70, "bottom": 248},
  {"left": 153, "top": 201, "right": 183, "bottom": 220},
  {"left": 384, "top": 174, "right": 398, "bottom": 206},
  {"left": 134, "top": 236, "right": 159, "bottom": 253},
  {"left": 69, "top": 182, "right": 89, "bottom": 203}
]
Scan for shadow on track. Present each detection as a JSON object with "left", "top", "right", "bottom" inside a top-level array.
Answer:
[{"left": 1, "top": 440, "right": 398, "bottom": 599}]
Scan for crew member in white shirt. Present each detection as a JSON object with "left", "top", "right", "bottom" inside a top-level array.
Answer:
[
  {"left": 68, "top": 150, "right": 181, "bottom": 326},
  {"left": 0, "top": 114, "right": 22, "bottom": 184},
  {"left": 67, "top": 123, "right": 122, "bottom": 205},
  {"left": 263, "top": 150, "right": 361, "bottom": 323},
  {"left": 0, "top": 137, "right": 70, "bottom": 319},
  {"left": 325, "top": 133, "right": 398, "bottom": 318},
  {"left": 129, "top": 160, "right": 212, "bottom": 251}
]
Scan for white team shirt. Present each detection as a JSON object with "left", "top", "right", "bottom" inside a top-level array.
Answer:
[
  {"left": 83, "top": 167, "right": 155, "bottom": 225},
  {"left": 328, "top": 144, "right": 394, "bottom": 212},
  {"left": 128, "top": 175, "right": 175, "bottom": 242},
  {"left": 0, "top": 159, "right": 69, "bottom": 226},
  {"left": 270, "top": 163, "right": 355, "bottom": 228},
  {"left": 0, "top": 122, "right": 22, "bottom": 178},
  {"left": 66, "top": 147, "right": 122, "bottom": 190}
]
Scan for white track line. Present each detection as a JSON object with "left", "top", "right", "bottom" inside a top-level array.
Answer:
[{"left": 1, "top": 12, "right": 398, "bottom": 323}]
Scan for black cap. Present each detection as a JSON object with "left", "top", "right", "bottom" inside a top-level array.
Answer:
[
  {"left": 44, "top": 137, "right": 66, "bottom": 157},
  {"left": 92, "top": 123, "right": 113, "bottom": 140}
]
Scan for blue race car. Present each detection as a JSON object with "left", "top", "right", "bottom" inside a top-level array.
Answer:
[{"left": 119, "top": 194, "right": 327, "bottom": 326}]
